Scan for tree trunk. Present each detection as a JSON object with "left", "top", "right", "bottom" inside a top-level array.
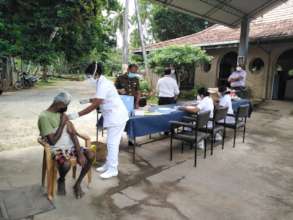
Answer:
[
  {"left": 34, "top": 65, "right": 40, "bottom": 76},
  {"left": 11, "top": 58, "right": 20, "bottom": 81},
  {"left": 26, "top": 61, "right": 31, "bottom": 73},
  {"left": 20, "top": 58, "right": 23, "bottom": 72},
  {"left": 42, "top": 66, "right": 48, "bottom": 81}
]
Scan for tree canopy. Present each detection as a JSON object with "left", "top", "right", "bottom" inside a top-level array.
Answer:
[
  {"left": 130, "top": 0, "right": 210, "bottom": 48},
  {"left": 0, "top": 0, "right": 121, "bottom": 76},
  {"left": 148, "top": 45, "right": 212, "bottom": 74},
  {"left": 150, "top": 6, "right": 209, "bottom": 42}
]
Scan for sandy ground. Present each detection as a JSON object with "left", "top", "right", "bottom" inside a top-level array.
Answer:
[
  {"left": 0, "top": 80, "right": 98, "bottom": 151},
  {"left": 1, "top": 81, "right": 293, "bottom": 220}
]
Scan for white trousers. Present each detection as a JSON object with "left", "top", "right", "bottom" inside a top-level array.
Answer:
[{"left": 105, "top": 122, "right": 126, "bottom": 170}]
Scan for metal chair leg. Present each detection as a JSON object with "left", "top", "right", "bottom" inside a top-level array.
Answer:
[
  {"left": 170, "top": 137, "right": 173, "bottom": 161},
  {"left": 210, "top": 134, "right": 214, "bottom": 156},
  {"left": 233, "top": 128, "right": 237, "bottom": 148},
  {"left": 222, "top": 130, "right": 225, "bottom": 150},
  {"left": 222, "top": 128, "right": 226, "bottom": 150},
  {"left": 204, "top": 139, "right": 207, "bottom": 159},
  {"left": 243, "top": 125, "right": 246, "bottom": 143},
  {"left": 194, "top": 143, "right": 197, "bottom": 167},
  {"left": 181, "top": 142, "right": 184, "bottom": 153},
  {"left": 132, "top": 138, "right": 136, "bottom": 163}
]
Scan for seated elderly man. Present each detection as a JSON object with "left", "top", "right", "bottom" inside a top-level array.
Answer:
[{"left": 38, "top": 92, "right": 94, "bottom": 199}]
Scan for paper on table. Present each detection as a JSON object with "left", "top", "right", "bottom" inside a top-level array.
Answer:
[
  {"left": 134, "top": 110, "right": 145, "bottom": 116},
  {"left": 158, "top": 107, "right": 171, "bottom": 111},
  {"left": 144, "top": 111, "right": 162, "bottom": 115}
]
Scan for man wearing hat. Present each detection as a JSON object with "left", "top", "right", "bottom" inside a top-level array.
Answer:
[{"left": 38, "top": 91, "right": 95, "bottom": 199}]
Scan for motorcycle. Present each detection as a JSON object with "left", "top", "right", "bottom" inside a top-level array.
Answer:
[{"left": 15, "top": 72, "right": 38, "bottom": 90}]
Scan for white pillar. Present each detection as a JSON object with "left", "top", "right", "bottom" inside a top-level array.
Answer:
[{"left": 238, "top": 16, "right": 250, "bottom": 66}]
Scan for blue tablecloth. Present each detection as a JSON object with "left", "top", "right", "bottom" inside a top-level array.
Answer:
[
  {"left": 125, "top": 105, "right": 187, "bottom": 138},
  {"left": 125, "top": 99, "right": 252, "bottom": 139}
]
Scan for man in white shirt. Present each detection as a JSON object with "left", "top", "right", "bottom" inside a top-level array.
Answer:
[
  {"left": 69, "top": 63, "right": 129, "bottom": 179},
  {"left": 156, "top": 68, "right": 180, "bottom": 105}
]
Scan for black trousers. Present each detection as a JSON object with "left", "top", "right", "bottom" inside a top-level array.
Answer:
[{"left": 158, "top": 97, "right": 176, "bottom": 105}]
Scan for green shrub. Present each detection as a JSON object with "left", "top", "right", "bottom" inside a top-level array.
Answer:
[
  {"left": 139, "top": 80, "right": 151, "bottom": 93},
  {"left": 147, "top": 96, "right": 158, "bottom": 104},
  {"left": 179, "top": 89, "right": 197, "bottom": 100},
  {"left": 178, "top": 84, "right": 205, "bottom": 100},
  {"left": 148, "top": 45, "right": 212, "bottom": 75}
]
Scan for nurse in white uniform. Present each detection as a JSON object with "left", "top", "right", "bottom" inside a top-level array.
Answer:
[{"left": 69, "top": 62, "right": 129, "bottom": 179}]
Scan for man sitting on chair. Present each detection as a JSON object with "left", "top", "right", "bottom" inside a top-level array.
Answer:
[{"left": 38, "top": 92, "right": 94, "bottom": 199}]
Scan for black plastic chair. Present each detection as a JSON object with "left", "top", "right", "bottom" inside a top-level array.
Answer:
[
  {"left": 218, "top": 104, "right": 250, "bottom": 148},
  {"left": 169, "top": 111, "right": 210, "bottom": 167},
  {"left": 201, "top": 107, "right": 228, "bottom": 155}
]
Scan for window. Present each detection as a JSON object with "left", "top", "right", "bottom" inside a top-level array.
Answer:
[{"left": 249, "top": 58, "right": 264, "bottom": 74}]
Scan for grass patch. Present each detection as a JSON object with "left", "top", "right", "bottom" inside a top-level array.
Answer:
[
  {"left": 36, "top": 74, "right": 85, "bottom": 88},
  {"left": 36, "top": 79, "right": 59, "bottom": 88}
]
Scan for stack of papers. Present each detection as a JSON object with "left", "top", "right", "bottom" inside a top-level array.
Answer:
[{"left": 134, "top": 107, "right": 177, "bottom": 116}]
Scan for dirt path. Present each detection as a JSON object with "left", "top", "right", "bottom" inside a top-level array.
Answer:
[{"left": 0, "top": 80, "right": 98, "bottom": 151}]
